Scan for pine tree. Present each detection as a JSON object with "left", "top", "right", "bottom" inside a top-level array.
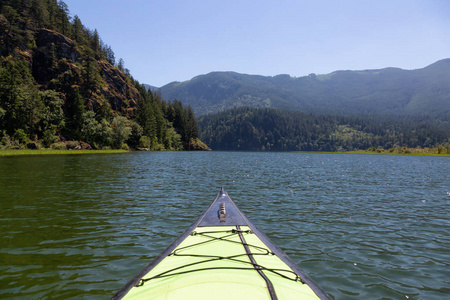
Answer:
[
  {"left": 28, "top": 0, "right": 49, "bottom": 29},
  {"left": 57, "top": 1, "right": 71, "bottom": 35},
  {"left": 71, "top": 15, "right": 85, "bottom": 44},
  {"left": 0, "top": 62, "right": 21, "bottom": 135},
  {"left": 90, "top": 28, "right": 100, "bottom": 58},
  {"left": 64, "top": 87, "right": 85, "bottom": 139}
]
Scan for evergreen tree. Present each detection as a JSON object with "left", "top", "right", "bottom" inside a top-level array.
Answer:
[
  {"left": 0, "top": 61, "right": 21, "bottom": 135},
  {"left": 57, "top": 0, "right": 71, "bottom": 35},
  {"left": 30, "top": 0, "right": 50, "bottom": 29},
  {"left": 46, "top": 0, "right": 59, "bottom": 30},
  {"left": 186, "top": 105, "right": 198, "bottom": 140},
  {"left": 64, "top": 87, "right": 85, "bottom": 139},
  {"left": 127, "top": 120, "right": 143, "bottom": 148},
  {"left": 117, "top": 58, "right": 124, "bottom": 71},
  {"left": 71, "top": 15, "right": 85, "bottom": 44},
  {"left": 39, "top": 89, "right": 65, "bottom": 132},
  {"left": 165, "top": 100, "right": 199, "bottom": 149},
  {"left": 82, "top": 56, "right": 102, "bottom": 97},
  {"left": 103, "top": 44, "right": 115, "bottom": 65},
  {"left": 136, "top": 92, "right": 157, "bottom": 144},
  {"left": 90, "top": 28, "right": 100, "bottom": 58}
]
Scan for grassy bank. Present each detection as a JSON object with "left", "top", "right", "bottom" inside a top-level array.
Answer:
[
  {"left": 346, "top": 146, "right": 450, "bottom": 156},
  {"left": 0, "top": 149, "right": 129, "bottom": 157},
  {"left": 292, "top": 148, "right": 450, "bottom": 156},
  {"left": 345, "top": 150, "right": 450, "bottom": 157}
]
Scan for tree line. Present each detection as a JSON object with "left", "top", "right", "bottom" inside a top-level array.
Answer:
[
  {"left": 198, "top": 107, "right": 450, "bottom": 152},
  {"left": 0, "top": 0, "right": 200, "bottom": 150}
]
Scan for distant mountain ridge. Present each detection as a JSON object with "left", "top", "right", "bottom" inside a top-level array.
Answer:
[
  {"left": 159, "top": 59, "right": 450, "bottom": 118},
  {"left": 143, "top": 84, "right": 160, "bottom": 92}
]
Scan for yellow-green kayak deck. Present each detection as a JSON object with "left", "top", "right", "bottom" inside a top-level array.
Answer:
[{"left": 112, "top": 189, "right": 330, "bottom": 300}]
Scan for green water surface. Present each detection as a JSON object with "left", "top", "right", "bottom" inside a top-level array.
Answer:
[{"left": 0, "top": 152, "right": 449, "bottom": 299}]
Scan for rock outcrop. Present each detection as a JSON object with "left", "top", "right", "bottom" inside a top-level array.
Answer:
[
  {"left": 188, "top": 138, "right": 211, "bottom": 151},
  {"left": 26, "top": 142, "right": 39, "bottom": 150},
  {"left": 28, "top": 29, "right": 139, "bottom": 116},
  {"left": 37, "top": 29, "right": 82, "bottom": 63},
  {"left": 98, "top": 60, "right": 138, "bottom": 114}
]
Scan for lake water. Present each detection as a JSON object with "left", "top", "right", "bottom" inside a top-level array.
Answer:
[{"left": 0, "top": 152, "right": 449, "bottom": 299}]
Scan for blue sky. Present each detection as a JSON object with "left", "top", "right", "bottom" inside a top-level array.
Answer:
[{"left": 64, "top": 0, "right": 450, "bottom": 87}]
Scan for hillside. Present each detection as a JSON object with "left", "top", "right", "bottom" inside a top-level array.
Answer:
[
  {"left": 0, "top": 1, "right": 205, "bottom": 151},
  {"left": 160, "top": 59, "right": 450, "bottom": 120},
  {"left": 199, "top": 107, "right": 450, "bottom": 152}
]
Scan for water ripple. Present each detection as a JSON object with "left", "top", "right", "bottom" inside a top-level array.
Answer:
[{"left": 0, "top": 152, "right": 449, "bottom": 299}]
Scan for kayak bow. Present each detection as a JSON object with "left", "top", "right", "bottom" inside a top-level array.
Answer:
[{"left": 112, "top": 188, "right": 330, "bottom": 300}]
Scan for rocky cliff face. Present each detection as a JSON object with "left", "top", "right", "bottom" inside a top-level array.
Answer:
[
  {"left": 32, "top": 29, "right": 82, "bottom": 85},
  {"left": 37, "top": 29, "right": 82, "bottom": 63},
  {"left": 2, "top": 24, "right": 140, "bottom": 117},
  {"left": 98, "top": 60, "right": 138, "bottom": 114},
  {"left": 34, "top": 29, "right": 139, "bottom": 116}
]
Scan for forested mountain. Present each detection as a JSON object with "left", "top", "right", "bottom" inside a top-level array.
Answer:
[
  {"left": 0, "top": 0, "right": 206, "bottom": 150},
  {"left": 160, "top": 60, "right": 450, "bottom": 121},
  {"left": 199, "top": 107, "right": 450, "bottom": 152}
]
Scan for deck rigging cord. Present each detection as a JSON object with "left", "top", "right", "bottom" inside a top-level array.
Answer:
[{"left": 136, "top": 228, "right": 305, "bottom": 287}]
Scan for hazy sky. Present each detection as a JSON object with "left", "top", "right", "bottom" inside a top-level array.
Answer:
[{"left": 64, "top": 0, "right": 450, "bottom": 87}]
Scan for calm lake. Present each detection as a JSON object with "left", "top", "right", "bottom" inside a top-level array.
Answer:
[{"left": 0, "top": 152, "right": 449, "bottom": 299}]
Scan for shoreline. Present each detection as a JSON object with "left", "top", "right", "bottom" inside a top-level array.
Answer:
[
  {"left": 292, "top": 151, "right": 450, "bottom": 157},
  {"left": 0, "top": 149, "right": 130, "bottom": 157},
  {"left": 344, "top": 150, "right": 450, "bottom": 157},
  {"left": 2, "top": 149, "right": 449, "bottom": 157}
]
